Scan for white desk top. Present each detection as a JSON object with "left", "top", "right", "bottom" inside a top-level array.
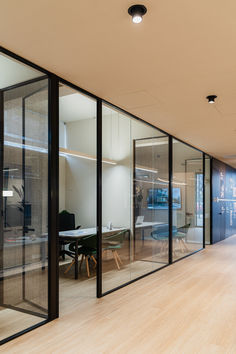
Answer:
[
  {"left": 59, "top": 227, "right": 125, "bottom": 239},
  {"left": 135, "top": 221, "right": 165, "bottom": 228},
  {"left": 59, "top": 222, "right": 166, "bottom": 239}
]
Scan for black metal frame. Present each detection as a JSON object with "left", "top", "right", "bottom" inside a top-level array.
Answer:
[
  {"left": 48, "top": 74, "right": 59, "bottom": 320},
  {"left": 203, "top": 154, "right": 205, "bottom": 248},
  {"left": 0, "top": 91, "right": 4, "bottom": 309},
  {"left": 0, "top": 45, "right": 216, "bottom": 344},
  {"left": 168, "top": 136, "right": 173, "bottom": 264},
  {"left": 210, "top": 156, "right": 213, "bottom": 244},
  {"left": 96, "top": 99, "right": 102, "bottom": 298}
]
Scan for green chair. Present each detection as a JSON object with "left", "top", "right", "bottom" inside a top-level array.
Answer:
[
  {"left": 78, "top": 234, "right": 97, "bottom": 278},
  {"left": 102, "top": 230, "right": 127, "bottom": 270},
  {"left": 174, "top": 223, "right": 191, "bottom": 252},
  {"left": 64, "top": 234, "right": 97, "bottom": 277},
  {"left": 151, "top": 225, "right": 177, "bottom": 255}
]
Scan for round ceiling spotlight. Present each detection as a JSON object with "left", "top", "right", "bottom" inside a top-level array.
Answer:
[
  {"left": 206, "top": 95, "right": 217, "bottom": 104},
  {"left": 128, "top": 4, "right": 147, "bottom": 24}
]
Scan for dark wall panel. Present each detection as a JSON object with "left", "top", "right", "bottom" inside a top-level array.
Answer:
[{"left": 212, "top": 159, "right": 236, "bottom": 243}]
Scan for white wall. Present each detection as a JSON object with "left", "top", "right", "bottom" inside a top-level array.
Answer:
[
  {"left": 65, "top": 156, "right": 96, "bottom": 228},
  {"left": 59, "top": 118, "right": 96, "bottom": 228},
  {"left": 59, "top": 155, "right": 66, "bottom": 211},
  {"left": 66, "top": 118, "right": 96, "bottom": 154}
]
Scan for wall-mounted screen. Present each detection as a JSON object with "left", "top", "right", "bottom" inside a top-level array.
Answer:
[{"left": 147, "top": 187, "right": 181, "bottom": 209}]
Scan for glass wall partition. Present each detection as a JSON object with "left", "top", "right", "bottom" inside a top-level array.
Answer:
[
  {"left": 205, "top": 156, "right": 211, "bottom": 244},
  {"left": 102, "top": 104, "right": 169, "bottom": 294},
  {"left": 0, "top": 48, "right": 211, "bottom": 344},
  {"left": 172, "top": 139, "right": 204, "bottom": 261},
  {"left": 58, "top": 84, "right": 96, "bottom": 300},
  {"left": 0, "top": 53, "right": 49, "bottom": 343}
]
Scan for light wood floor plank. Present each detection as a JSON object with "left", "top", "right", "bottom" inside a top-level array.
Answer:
[{"left": 1, "top": 235, "right": 236, "bottom": 353}]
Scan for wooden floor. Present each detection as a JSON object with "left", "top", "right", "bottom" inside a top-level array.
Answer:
[{"left": 2, "top": 235, "right": 236, "bottom": 353}]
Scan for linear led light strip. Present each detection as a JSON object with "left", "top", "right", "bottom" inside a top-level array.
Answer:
[
  {"left": 157, "top": 177, "right": 187, "bottom": 186},
  {"left": 136, "top": 166, "right": 158, "bottom": 173},
  {"left": 215, "top": 197, "right": 236, "bottom": 202},
  {"left": 4, "top": 140, "right": 48, "bottom": 153},
  {"left": 3, "top": 168, "right": 18, "bottom": 172},
  {"left": 136, "top": 140, "right": 179, "bottom": 148},
  {"left": 135, "top": 179, "right": 167, "bottom": 185},
  {"left": 59, "top": 148, "right": 116, "bottom": 165},
  {"left": 4, "top": 141, "right": 117, "bottom": 165}
]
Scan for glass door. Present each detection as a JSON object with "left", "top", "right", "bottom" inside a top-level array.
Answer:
[
  {"left": 101, "top": 103, "right": 169, "bottom": 294},
  {"left": 0, "top": 77, "right": 49, "bottom": 343},
  {"left": 172, "top": 141, "right": 204, "bottom": 261},
  {"left": 133, "top": 136, "right": 169, "bottom": 270}
]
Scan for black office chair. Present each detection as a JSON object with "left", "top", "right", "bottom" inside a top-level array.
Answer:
[
  {"left": 59, "top": 210, "right": 80, "bottom": 260},
  {"left": 66, "top": 234, "right": 97, "bottom": 277}
]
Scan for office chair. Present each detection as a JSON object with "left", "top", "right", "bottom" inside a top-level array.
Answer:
[
  {"left": 102, "top": 230, "right": 128, "bottom": 270},
  {"left": 59, "top": 210, "right": 81, "bottom": 260},
  {"left": 59, "top": 210, "right": 81, "bottom": 231},
  {"left": 174, "top": 223, "right": 191, "bottom": 252},
  {"left": 66, "top": 234, "right": 97, "bottom": 278},
  {"left": 151, "top": 225, "right": 177, "bottom": 255}
]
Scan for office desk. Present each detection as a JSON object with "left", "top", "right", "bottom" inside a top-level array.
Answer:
[
  {"left": 59, "top": 227, "right": 125, "bottom": 279},
  {"left": 134, "top": 222, "right": 168, "bottom": 254},
  {"left": 135, "top": 221, "right": 167, "bottom": 239},
  {"left": 135, "top": 221, "right": 165, "bottom": 229}
]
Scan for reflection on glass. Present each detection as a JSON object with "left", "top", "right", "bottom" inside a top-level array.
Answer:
[
  {"left": 102, "top": 104, "right": 169, "bottom": 293},
  {"left": 1, "top": 78, "right": 49, "bottom": 342},
  {"left": 172, "top": 139, "right": 203, "bottom": 261},
  {"left": 58, "top": 84, "right": 96, "bottom": 298}
]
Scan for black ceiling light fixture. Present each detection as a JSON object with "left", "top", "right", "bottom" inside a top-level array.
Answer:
[
  {"left": 128, "top": 4, "right": 147, "bottom": 24},
  {"left": 206, "top": 95, "right": 217, "bottom": 104}
]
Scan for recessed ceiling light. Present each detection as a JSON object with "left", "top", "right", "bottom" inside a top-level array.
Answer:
[
  {"left": 206, "top": 95, "right": 217, "bottom": 104},
  {"left": 128, "top": 4, "right": 147, "bottom": 24}
]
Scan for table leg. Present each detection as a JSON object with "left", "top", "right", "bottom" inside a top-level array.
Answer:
[
  {"left": 41, "top": 239, "right": 46, "bottom": 270},
  {"left": 142, "top": 228, "right": 145, "bottom": 246},
  {"left": 75, "top": 239, "right": 78, "bottom": 279}
]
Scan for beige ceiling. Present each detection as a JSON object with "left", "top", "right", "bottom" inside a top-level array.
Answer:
[{"left": 1, "top": 0, "right": 236, "bottom": 167}]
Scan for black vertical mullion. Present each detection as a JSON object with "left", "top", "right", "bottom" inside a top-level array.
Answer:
[
  {"left": 96, "top": 98, "right": 102, "bottom": 298},
  {"left": 168, "top": 136, "right": 173, "bottom": 264},
  {"left": 203, "top": 153, "right": 205, "bottom": 248},
  {"left": 48, "top": 75, "right": 59, "bottom": 320},
  {"left": 22, "top": 97, "right": 26, "bottom": 300},
  {"left": 210, "top": 156, "right": 213, "bottom": 244},
  {"left": 0, "top": 91, "right": 4, "bottom": 306}
]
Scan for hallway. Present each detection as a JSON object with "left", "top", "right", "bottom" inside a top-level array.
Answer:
[{"left": 1, "top": 235, "right": 236, "bottom": 354}]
